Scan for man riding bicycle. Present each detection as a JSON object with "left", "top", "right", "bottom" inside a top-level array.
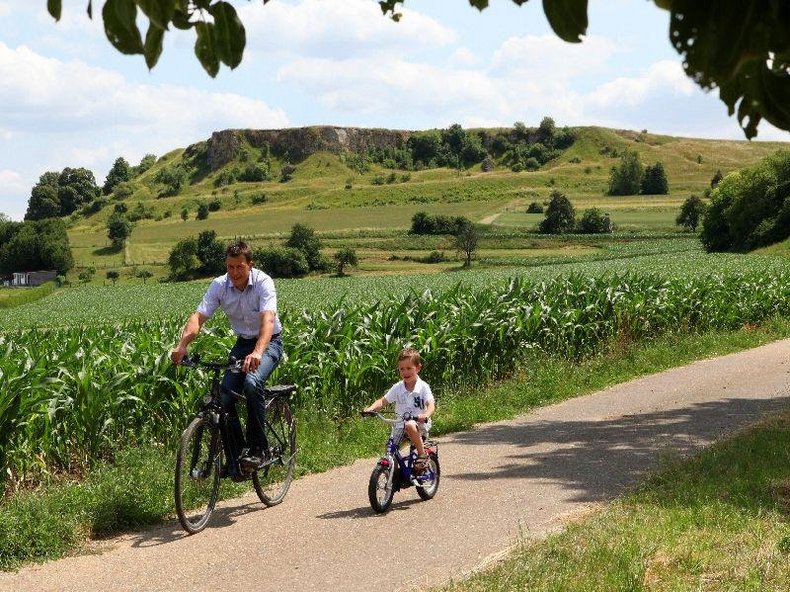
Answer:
[{"left": 170, "top": 240, "right": 283, "bottom": 471}]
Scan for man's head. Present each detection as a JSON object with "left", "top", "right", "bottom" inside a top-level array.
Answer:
[
  {"left": 226, "top": 240, "right": 253, "bottom": 262},
  {"left": 225, "top": 240, "right": 253, "bottom": 290}
]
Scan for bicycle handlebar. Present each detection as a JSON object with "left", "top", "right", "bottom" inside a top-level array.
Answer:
[{"left": 360, "top": 410, "right": 425, "bottom": 424}]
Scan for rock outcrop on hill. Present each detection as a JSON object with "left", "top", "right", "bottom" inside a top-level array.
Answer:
[{"left": 204, "top": 126, "right": 411, "bottom": 171}]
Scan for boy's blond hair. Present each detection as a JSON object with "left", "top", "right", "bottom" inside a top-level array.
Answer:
[{"left": 398, "top": 348, "right": 422, "bottom": 367}]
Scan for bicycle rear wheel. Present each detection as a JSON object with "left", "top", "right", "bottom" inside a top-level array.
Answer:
[
  {"left": 175, "top": 416, "right": 222, "bottom": 534},
  {"left": 253, "top": 397, "right": 296, "bottom": 506}
]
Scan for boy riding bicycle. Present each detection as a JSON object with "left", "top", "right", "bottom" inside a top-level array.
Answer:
[{"left": 363, "top": 348, "right": 435, "bottom": 473}]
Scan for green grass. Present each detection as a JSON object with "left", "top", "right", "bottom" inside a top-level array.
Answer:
[{"left": 2, "top": 318, "right": 788, "bottom": 571}]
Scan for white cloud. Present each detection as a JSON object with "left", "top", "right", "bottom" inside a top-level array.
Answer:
[
  {"left": 0, "top": 169, "right": 25, "bottom": 193},
  {"left": 491, "top": 34, "right": 621, "bottom": 79},
  {"left": 585, "top": 60, "right": 696, "bottom": 109},
  {"left": 0, "top": 41, "right": 290, "bottom": 220},
  {"left": 278, "top": 56, "right": 506, "bottom": 120},
  {"left": 0, "top": 43, "right": 289, "bottom": 135},
  {"left": 240, "top": 0, "right": 456, "bottom": 58},
  {"left": 450, "top": 47, "right": 480, "bottom": 67}
]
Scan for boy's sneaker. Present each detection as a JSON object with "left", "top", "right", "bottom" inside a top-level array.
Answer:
[{"left": 413, "top": 454, "right": 429, "bottom": 475}]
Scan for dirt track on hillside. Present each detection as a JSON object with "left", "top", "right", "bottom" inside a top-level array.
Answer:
[{"left": 2, "top": 339, "right": 789, "bottom": 592}]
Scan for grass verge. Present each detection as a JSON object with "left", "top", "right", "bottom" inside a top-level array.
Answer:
[{"left": 1, "top": 317, "right": 789, "bottom": 572}]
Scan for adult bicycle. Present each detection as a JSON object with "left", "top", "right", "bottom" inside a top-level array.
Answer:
[
  {"left": 174, "top": 353, "right": 296, "bottom": 534},
  {"left": 360, "top": 410, "right": 440, "bottom": 513}
]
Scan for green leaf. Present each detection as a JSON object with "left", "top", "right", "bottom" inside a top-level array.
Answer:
[
  {"left": 144, "top": 23, "right": 165, "bottom": 69},
  {"left": 171, "top": 5, "right": 192, "bottom": 30},
  {"left": 194, "top": 21, "right": 219, "bottom": 77},
  {"left": 102, "top": 0, "right": 144, "bottom": 55},
  {"left": 208, "top": 1, "right": 246, "bottom": 69},
  {"left": 542, "top": 0, "right": 588, "bottom": 43},
  {"left": 47, "top": 0, "right": 62, "bottom": 20},
  {"left": 134, "top": 0, "right": 175, "bottom": 30}
]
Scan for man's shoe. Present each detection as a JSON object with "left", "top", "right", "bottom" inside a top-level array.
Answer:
[{"left": 240, "top": 450, "right": 267, "bottom": 470}]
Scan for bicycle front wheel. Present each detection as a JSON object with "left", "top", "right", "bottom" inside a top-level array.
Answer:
[
  {"left": 175, "top": 416, "right": 222, "bottom": 534},
  {"left": 253, "top": 397, "right": 296, "bottom": 506}
]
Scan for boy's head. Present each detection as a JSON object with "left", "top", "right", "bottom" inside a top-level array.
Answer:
[{"left": 397, "top": 348, "right": 422, "bottom": 382}]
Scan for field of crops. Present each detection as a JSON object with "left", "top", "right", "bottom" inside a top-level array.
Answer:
[
  {"left": 1, "top": 235, "right": 789, "bottom": 487},
  {"left": 4, "top": 239, "right": 790, "bottom": 329}
]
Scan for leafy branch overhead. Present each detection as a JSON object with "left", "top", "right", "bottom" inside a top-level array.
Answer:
[{"left": 45, "top": 0, "right": 790, "bottom": 138}]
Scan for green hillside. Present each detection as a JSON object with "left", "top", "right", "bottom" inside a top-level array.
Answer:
[{"left": 63, "top": 125, "right": 789, "bottom": 281}]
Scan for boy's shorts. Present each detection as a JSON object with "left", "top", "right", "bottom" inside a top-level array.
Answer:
[{"left": 390, "top": 422, "right": 429, "bottom": 446}]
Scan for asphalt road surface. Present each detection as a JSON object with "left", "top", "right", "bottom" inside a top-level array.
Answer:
[{"left": 2, "top": 339, "right": 789, "bottom": 592}]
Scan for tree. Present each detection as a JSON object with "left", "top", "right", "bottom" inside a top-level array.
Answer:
[
  {"left": 640, "top": 162, "right": 669, "bottom": 195},
  {"left": 454, "top": 221, "right": 480, "bottom": 267},
  {"left": 78, "top": 267, "right": 95, "bottom": 284},
  {"left": 608, "top": 151, "right": 644, "bottom": 196},
  {"left": 676, "top": 195, "right": 707, "bottom": 231},
  {"left": 154, "top": 165, "right": 189, "bottom": 196},
  {"left": 134, "top": 154, "right": 157, "bottom": 176},
  {"left": 136, "top": 269, "right": 153, "bottom": 284},
  {"left": 43, "top": 1, "right": 790, "bottom": 138},
  {"left": 286, "top": 223, "right": 322, "bottom": 271},
  {"left": 103, "top": 157, "right": 132, "bottom": 195},
  {"left": 539, "top": 190, "right": 576, "bottom": 234},
  {"left": 57, "top": 167, "right": 100, "bottom": 215},
  {"left": 106, "top": 270, "right": 119, "bottom": 285},
  {"left": 537, "top": 116, "right": 556, "bottom": 146},
  {"left": 333, "top": 248, "right": 358, "bottom": 276},
  {"left": 196, "top": 230, "right": 226, "bottom": 274},
  {"left": 700, "top": 150, "right": 790, "bottom": 251},
  {"left": 168, "top": 237, "right": 200, "bottom": 280},
  {"left": 25, "top": 168, "right": 100, "bottom": 220},
  {"left": 25, "top": 184, "right": 60, "bottom": 220},
  {"left": 711, "top": 169, "right": 723, "bottom": 187},
  {"left": 107, "top": 213, "right": 133, "bottom": 250},
  {"left": 0, "top": 218, "right": 74, "bottom": 276}
]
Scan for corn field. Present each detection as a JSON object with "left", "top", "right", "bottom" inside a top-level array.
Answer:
[{"left": 2, "top": 268, "right": 789, "bottom": 488}]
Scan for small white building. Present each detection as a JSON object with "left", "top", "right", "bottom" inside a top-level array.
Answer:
[{"left": 11, "top": 270, "right": 57, "bottom": 287}]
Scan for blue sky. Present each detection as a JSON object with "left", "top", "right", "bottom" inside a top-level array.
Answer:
[{"left": 1, "top": 0, "right": 787, "bottom": 221}]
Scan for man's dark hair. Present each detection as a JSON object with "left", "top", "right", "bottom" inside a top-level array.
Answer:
[{"left": 226, "top": 240, "right": 253, "bottom": 262}]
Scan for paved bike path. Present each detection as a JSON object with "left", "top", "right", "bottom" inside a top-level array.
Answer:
[{"left": 2, "top": 339, "right": 789, "bottom": 592}]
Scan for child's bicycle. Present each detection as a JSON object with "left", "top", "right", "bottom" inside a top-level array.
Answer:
[
  {"left": 360, "top": 410, "right": 440, "bottom": 513},
  {"left": 174, "top": 353, "right": 297, "bottom": 534}
]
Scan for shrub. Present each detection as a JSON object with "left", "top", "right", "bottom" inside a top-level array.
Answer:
[
  {"left": 576, "top": 208, "right": 610, "bottom": 234},
  {"left": 251, "top": 193, "right": 267, "bottom": 205},
  {"left": 527, "top": 201, "right": 544, "bottom": 214},
  {"left": 279, "top": 164, "right": 296, "bottom": 183},
  {"left": 257, "top": 247, "right": 309, "bottom": 278},
  {"left": 196, "top": 202, "right": 209, "bottom": 220}
]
